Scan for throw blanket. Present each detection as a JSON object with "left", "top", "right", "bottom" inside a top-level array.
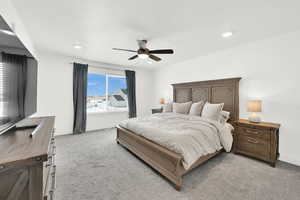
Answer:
[{"left": 119, "top": 113, "right": 233, "bottom": 169}]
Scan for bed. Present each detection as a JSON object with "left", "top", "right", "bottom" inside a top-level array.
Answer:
[{"left": 116, "top": 77, "right": 241, "bottom": 190}]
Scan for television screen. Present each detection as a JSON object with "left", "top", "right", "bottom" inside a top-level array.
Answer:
[{"left": 0, "top": 15, "right": 37, "bottom": 134}]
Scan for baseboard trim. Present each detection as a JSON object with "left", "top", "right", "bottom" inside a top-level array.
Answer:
[
  {"left": 279, "top": 154, "right": 300, "bottom": 166},
  {"left": 85, "top": 127, "right": 115, "bottom": 134},
  {"left": 54, "top": 127, "right": 116, "bottom": 137},
  {"left": 54, "top": 132, "right": 72, "bottom": 136}
]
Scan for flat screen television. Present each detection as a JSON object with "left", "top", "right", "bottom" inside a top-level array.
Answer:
[{"left": 0, "top": 15, "right": 38, "bottom": 134}]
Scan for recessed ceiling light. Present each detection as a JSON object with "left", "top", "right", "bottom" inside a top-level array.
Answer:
[
  {"left": 222, "top": 31, "right": 233, "bottom": 38},
  {"left": 138, "top": 54, "right": 149, "bottom": 59},
  {"left": 0, "top": 29, "right": 15, "bottom": 36},
  {"left": 73, "top": 43, "right": 82, "bottom": 49}
]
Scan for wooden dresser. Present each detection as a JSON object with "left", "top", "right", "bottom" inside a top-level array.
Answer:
[
  {"left": 0, "top": 116, "right": 56, "bottom": 200},
  {"left": 233, "top": 119, "right": 280, "bottom": 167}
]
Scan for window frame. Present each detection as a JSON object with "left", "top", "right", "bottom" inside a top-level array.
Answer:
[{"left": 87, "top": 71, "right": 128, "bottom": 114}]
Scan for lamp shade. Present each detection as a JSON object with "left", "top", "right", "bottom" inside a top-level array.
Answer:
[
  {"left": 159, "top": 98, "right": 165, "bottom": 104},
  {"left": 247, "top": 100, "right": 262, "bottom": 112}
]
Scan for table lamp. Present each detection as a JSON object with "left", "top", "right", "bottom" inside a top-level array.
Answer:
[{"left": 247, "top": 100, "right": 262, "bottom": 123}]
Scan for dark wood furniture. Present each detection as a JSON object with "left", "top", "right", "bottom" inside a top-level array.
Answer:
[
  {"left": 233, "top": 119, "right": 280, "bottom": 167},
  {"left": 151, "top": 108, "right": 162, "bottom": 114},
  {"left": 117, "top": 77, "right": 241, "bottom": 190},
  {"left": 0, "top": 116, "right": 56, "bottom": 200}
]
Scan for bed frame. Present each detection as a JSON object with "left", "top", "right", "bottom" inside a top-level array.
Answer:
[{"left": 116, "top": 77, "right": 241, "bottom": 190}]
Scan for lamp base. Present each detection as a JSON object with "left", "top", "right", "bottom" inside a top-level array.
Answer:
[{"left": 248, "top": 113, "right": 261, "bottom": 123}]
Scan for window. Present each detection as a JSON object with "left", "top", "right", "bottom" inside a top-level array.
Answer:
[{"left": 87, "top": 73, "right": 127, "bottom": 113}]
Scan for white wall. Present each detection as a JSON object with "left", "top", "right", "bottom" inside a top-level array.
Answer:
[
  {"left": 35, "top": 51, "right": 153, "bottom": 135},
  {"left": 0, "top": 0, "right": 37, "bottom": 57},
  {"left": 153, "top": 30, "right": 300, "bottom": 166}
]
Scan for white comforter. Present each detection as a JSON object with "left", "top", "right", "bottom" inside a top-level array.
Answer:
[{"left": 119, "top": 113, "right": 233, "bottom": 169}]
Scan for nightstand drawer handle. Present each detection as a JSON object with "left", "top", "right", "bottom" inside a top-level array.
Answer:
[
  {"left": 247, "top": 138, "right": 259, "bottom": 144},
  {"left": 245, "top": 129, "right": 259, "bottom": 134}
]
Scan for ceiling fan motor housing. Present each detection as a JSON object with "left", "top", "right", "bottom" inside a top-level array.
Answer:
[{"left": 138, "top": 48, "right": 149, "bottom": 55}]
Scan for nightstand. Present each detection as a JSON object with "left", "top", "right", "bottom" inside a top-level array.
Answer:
[
  {"left": 151, "top": 108, "right": 162, "bottom": 114},
  {"left": 233, "top": 119, "right": 280, "bottom": 167}
]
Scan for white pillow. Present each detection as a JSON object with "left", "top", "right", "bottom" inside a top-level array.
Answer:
[
  {"left": 219, "top": 111, "right": 230, "bottom": 124},
  {"left": 201, "top": 103, "right": 224, "bottom": 121},
  {"left": 173, "top": 101, "right": 192, "bottom": 114},
  {"left": 162, "top": 103, "right": 173, "bottom": 112},
  {"left": 189, "top": 101, "right": 204, "bottom": 116}
]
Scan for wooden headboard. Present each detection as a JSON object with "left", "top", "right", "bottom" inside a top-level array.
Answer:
[{"left": 172, "top": 77, "right": 241, "bottom": 121}]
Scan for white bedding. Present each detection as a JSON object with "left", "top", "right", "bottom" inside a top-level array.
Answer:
[{"left": 119, "top": 113, "right": 233, "bottom": 169}]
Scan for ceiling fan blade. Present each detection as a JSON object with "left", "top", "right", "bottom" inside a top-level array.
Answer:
[
  {"left": 149, "top": 54, "right": 162, "bottom": 61},
  {"left": 128, "top": 55, "right": 138, "bottom": 60},
  {"left": 149, "top": 49, "right": 174, "bottom": 54},
  {"left": 113, "top": 48, "right": 137, "bottom": 53}
]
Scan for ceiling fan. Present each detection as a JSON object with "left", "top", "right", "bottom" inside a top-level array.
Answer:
[{"left": 113, "top": 40, "right": 174, "bottom": 62}]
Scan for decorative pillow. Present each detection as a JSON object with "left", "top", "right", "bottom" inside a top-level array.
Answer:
[
  {"left": 201, "top": 103, "right": 224, "bottom": 121},
  {"left": 162, "top": 103, "right": 173, "bottom": 112},
  {"left": 219, "top": 111, "right": 230, "bottom": 124},
  {"left": 173, "top": 101, "right": 192, "bottom": 114},
  {"left": 189, "top": 101, "right": 205, "bottom": 116}
]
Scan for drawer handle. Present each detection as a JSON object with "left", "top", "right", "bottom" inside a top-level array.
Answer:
[
  {"left": 245, "top": 129, "right": 259, "bottom": 134},
  {"left": 247, "top": 138, "right": 259, "bottom": 144},
  {"left": 46, "top": 156, "right": 52, "bottom": 167},
  {"left": 51, "top": 165, "right": 56, "bottom": 190},
  {"left": 52, "top": 146, "right": 56, "bottom": 155}
]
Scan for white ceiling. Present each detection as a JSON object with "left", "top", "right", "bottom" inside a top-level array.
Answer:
[{"left": 10, "top": 0, "right": 300, "bottom": 68}]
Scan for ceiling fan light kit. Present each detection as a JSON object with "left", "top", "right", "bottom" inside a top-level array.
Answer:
[
  {"left": 138, "top": 54, "right": 149, "bottom": 59},
  {"left": 113, "top": 40, "right": 174, "bottom": 62}
]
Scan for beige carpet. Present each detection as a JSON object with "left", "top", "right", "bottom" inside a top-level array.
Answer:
[{"left": 55, "top": 128, "right": 300, "bottom": 200}]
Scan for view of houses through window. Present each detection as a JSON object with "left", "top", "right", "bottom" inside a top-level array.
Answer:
[{"left": 87, "top": 73, "right": 128, "bottom": 113}]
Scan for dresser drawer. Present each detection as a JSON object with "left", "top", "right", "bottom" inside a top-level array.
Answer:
[
  {"left": 237, "top": 126, "right": 270, "bottom": 141},
  {"left": 44, "top": 135, "right": 56, "bottom": 199},
  {"left": 44, "top": 165, "right": 56, "bottom": 200},
  {"left": 236, "top": 134, "right": 270, "bottom": 160}
]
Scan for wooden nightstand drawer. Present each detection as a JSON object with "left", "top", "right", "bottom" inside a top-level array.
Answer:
[
  {"left": 237, "top": 127, "right": 270, "bottom": 141},
  {"left": 237, "top": 135, "right": 270, "bottom": 160}
]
